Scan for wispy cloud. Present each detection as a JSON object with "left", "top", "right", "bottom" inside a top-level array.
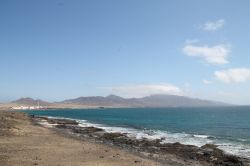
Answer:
[
  {"left": 203, "top": 79, "right": 212, "bottom": 84},
  {"left": 183, "top": 44, "right": 230, "bottom": 65},
  {"left": 214, "top": 68, "right": 250, "bottom": 83},
  {"left": 103, "top": 84, "right": 184, "bottom": 98},
  {"left": 201, "top": 19, "right": 225, "bottom": 31}
]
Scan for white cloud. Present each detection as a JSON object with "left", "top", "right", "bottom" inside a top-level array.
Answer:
[
  {"left": 201, "top": 19, "right": 225, "bottom": 31},
  {"left": 214, "top": 68, "right": 250, "bottom": 83},
  {"left": 183, "top": 44, "right": 230, "bottom": 65},
  {"left": 103, "top": 84, "right": 184, "bottom": 98},
  {"left": 203, "top": 79, "right": 212, "bottom": 84}
]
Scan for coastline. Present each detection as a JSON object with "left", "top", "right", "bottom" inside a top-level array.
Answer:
[
  {"left": 0, "top": 110, "right": 163, "bottom": 166},
  {"left": 1, "top": 110, "right": 249, "bottom": 166},
  {"left": 23, "top": 107, "right": 250, "bottom": 159},
  {"left": 32, "top": 115, "right": 250, "bottom": 166}
]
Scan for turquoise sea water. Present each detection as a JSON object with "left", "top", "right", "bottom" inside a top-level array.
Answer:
[{"left": 23, "top": 106, "right": 250, "bottom": 158}]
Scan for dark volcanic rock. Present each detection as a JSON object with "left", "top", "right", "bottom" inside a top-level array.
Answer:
[
  {"left": 48, "top": 119, "right": 79, "bottom": 125},
  {"left": 32, "top": 116, "right": 247, "bottom": 166},
  {"left": 102, "top": 133, "right": 125, "bottom": 140},
  {"left": 72, "top": 127, "right": 104, "bottom": 134}
]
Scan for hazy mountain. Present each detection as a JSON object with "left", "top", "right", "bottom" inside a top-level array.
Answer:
[
  {"left": 62, "top": 95, "right": 130, "bottom": 107},
  {"left": 61, "top": 94, "right": 229, "bottom": 107},
  {"left": 12, "top": 97, "right": 51, "bottom": 106},
  {"left": 136, "top": 94, "right": 228, "bottom": 107},
  {"left": 9, "top": 95, "right": 229, "bottom": 108}
]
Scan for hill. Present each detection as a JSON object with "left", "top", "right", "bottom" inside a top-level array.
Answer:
[
  {"left": 61, "top": 94, "right": 228, "bottom": 108},
  {"left": 11, "top": 97, "right": 51, "bottom": 107},
  {"left": 2, "top": 95, "right": 229, "bottom": 109}
]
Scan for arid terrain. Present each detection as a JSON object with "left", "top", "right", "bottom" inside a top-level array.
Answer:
[
  {"left": 0, "top": 110, "right": 249, "bottom": 166},
  {"left": 0, "top": 110, "right": 163, "bottom": 166}
]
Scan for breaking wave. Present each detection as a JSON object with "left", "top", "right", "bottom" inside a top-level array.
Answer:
[{"left": 43, "top": 116, "right": 250, "bottom": 159}]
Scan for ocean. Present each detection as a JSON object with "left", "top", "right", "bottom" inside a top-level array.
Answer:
[{"left": 23, "top": 106, "right": 250, "bottom": 158}]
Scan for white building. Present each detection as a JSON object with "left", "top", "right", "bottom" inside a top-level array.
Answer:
[{"left": 12, "top": 106, "right": 43, "bottom": 110}]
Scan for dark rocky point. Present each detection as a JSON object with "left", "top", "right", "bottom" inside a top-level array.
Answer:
[{"left": 32, "top": 116, "right": 248, "bottom": 166}]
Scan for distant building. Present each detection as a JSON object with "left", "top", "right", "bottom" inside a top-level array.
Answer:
[{"left": 12, "top": 106, "right": 43, "bottom": 110}]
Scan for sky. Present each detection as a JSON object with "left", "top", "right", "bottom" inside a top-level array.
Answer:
[{"left": 1, "top": 0, "right": 250, "bottom": 104}]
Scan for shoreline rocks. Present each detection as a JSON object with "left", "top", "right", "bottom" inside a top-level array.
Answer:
[{"left": 31, "top": 115, "right": 248, "bottom": 166}]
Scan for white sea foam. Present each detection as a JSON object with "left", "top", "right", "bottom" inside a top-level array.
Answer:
[
  {"left": 37, "top": 119, "right": 57, "bottom": 128},
  {"left": 193, "top": 134, "right": 210, "bottom": 138},
  {"left": 217, "top": 142, "right": 250, "bottom": 158},
  {"left": 40, "top": 116, "right": 250, "bottom": 159}
]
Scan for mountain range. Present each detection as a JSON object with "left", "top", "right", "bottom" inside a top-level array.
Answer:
[
  {"left": 6, "top": 94, "right": 229, "bottom": 108},
  {"left": 12, "top": 97, "right": 51, "bottom": 106}
]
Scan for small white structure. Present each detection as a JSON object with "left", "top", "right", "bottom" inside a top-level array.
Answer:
[{"left": 12, "top": 106, "right": 43, "bottom": 110}]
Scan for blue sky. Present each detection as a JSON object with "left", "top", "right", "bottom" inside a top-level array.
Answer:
[{"left": 1, "top": 0, "right": 250, "bottom": 104}]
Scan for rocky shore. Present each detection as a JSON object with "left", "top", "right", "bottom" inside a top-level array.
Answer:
[
  {"left": 31, "top": 115, "right": 250, "bottom": 166},
  {"left": 0, "top": 111, "right": 163, "bottom": 166}
]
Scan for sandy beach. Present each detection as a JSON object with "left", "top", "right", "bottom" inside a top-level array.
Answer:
[
  {"left": 0, "top": 110, "right": 165, "bottom": 166},
  {"left": 0, "top": 110, "right": 249, "bottom": 166}
]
